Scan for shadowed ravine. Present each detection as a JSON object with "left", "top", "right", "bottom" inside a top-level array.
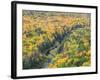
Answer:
[{"left": 42, "top": 25, "right": 84, "bottom": 67}]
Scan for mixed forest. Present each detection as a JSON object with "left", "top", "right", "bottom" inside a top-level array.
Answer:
[{"left": 22, "top": 10, "right": 91, "bottom": 69}]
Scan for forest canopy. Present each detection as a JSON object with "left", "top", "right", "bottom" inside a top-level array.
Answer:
[{"left": 22, "top": 10, "right": 91, "bottom": 69}]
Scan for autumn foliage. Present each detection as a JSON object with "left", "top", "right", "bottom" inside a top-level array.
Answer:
[{"left": 22, "top": 11, "right": 91, "bottom": 69}]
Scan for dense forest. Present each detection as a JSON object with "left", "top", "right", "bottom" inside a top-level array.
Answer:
[{"left": 22, "top": 10, "right": 91, "bottom": 69}]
